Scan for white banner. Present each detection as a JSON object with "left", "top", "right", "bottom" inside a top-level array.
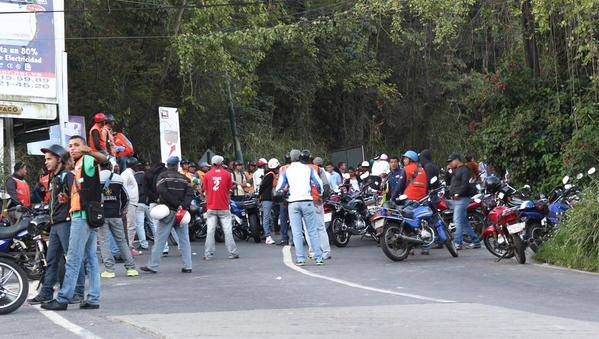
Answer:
[{"left": 158, "top": 106, "right": 182, "bottom": 163}]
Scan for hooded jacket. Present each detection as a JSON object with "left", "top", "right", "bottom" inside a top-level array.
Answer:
[{"left": 420, "top": 149, "right": 440, "bottom": 190}]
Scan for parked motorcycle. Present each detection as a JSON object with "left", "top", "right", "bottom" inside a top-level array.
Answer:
[
  {"left": 326, "top": 188, "right": 381, "bottom": 247},
  {"left": 231, "top": 193, "right": 261, "bottom": 243}
]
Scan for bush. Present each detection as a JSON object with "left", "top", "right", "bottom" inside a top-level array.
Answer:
[{"left": 536, "top": 183, "right": 599, "bottom": 272}]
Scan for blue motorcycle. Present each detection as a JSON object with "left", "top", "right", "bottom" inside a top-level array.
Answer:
[{"left": 373, "top": 179, "right": 458, "bottom": 262}]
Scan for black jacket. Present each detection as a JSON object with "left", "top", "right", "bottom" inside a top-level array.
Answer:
[
  {"left": 100, "top": 170, "right": 129, "bottom": 218},
  {"left": 145, "top": 163, "right": 166, "bottom": 203},
  {"left": 134, "top": 171, "right": 147, "bottom": 204},
  {"left": 258, "top": 170, "right": 276, "bottom": 201},
  {"left": 48, "top": 171, "right": 74, "bottom": 225},
  {"left": 448, "top": 165, "right": 472, "bottom": 198},
  {"left": 420, "top": 150, "right": 440, "bottom": 190},
  {"left": 156, "top": 169, "right": 194, "bottom": 210}
]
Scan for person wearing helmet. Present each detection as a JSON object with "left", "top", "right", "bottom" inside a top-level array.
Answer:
[
  {"left": 371, "top": 153, "right": 391, "bottom": 177},
  {"left": 141, "top": 156, "right": 194, "bottom": 273},
  {"left": 252, "top": 158, "right": 268, "bottom": 191},
  {"left": 89, "top": 112, "right": 112, "bottom": 156},
  {"left": 28, "top": 145, "right": 86, "bottom": 305},
  {"left": 390, "top": 150, "right": 428, "bottom": 202},
  {"left": 96, "top": 160, "right": 139, "bottom": 279},
  {"left": 258, "top": 158, "right": 280, "bottom": 245},
  {"left": 108, "top": 115, "right": 134, "bottom": 170},
  {"left": 447, "top": 153, "right": 481, "bottom": 250},
  {"left": 121, "top": 157, "right": 144, "bottom": 255}
]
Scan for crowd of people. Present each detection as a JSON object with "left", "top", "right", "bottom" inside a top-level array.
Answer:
[{"left": 2, "top": 112, "right": 494, "bottom": 311}]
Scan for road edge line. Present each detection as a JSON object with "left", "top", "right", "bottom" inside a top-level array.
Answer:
[{"left": 281, "top": 246, "right": 455, "bottom": 303}]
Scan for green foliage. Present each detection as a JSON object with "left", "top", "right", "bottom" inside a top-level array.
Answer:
[{"left": 536, "top": 183, "right": 599, "bottom": 272}]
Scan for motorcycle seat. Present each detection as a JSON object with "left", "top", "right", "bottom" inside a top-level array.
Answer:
[{"left": 0, "top": 218, "right": 30, "bottom": 239}]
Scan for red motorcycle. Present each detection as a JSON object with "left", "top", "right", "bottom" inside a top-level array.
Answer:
[
  {"left": 435, "top": 194, "right": 488, "bottom": 240},
  {"left": 481, "top": 204, "right": 527, "bottom": 264}
]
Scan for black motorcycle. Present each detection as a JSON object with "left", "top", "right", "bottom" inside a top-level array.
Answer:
[
  {"left": 327, "top": 189, "right": 380, "bottom": 247},
  {"left": 232, "top": 193, "right": 261, "bottom": 243}
]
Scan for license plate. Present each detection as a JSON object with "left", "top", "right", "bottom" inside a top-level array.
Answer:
[
  {"left": 324, "top": 213, "right": 332, "bottom": 223},
  {"left": 507, "top": 222, "right": 525, "bottom": 234},
  {"left": 374, "top": 219, "right": 385, "bottom": 229},
  {"left": 498, "top": 192, "right": 505, "bottom": 200}
]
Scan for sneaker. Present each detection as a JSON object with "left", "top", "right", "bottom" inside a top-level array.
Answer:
[
  {"left": 203, "top": 255, "right": 213, "bottom": 261},
  {"left": 79, "top": 301, "right": 100, "bottom": 310},
  {"left": 228, "top": 254, "right": 240, "bottom": 260},
  {"left": 131, "top": 249, "right": 139, "bottom": 257},
  {"left": 265, "top": 236, "right": 276, "bottom": 245},
  {"left": 41, "top": 300, "right": 68, "bottom": 311},
  {"left": 295, "top": 260, "right": 306, "bottom": 266},
  {"left": 127, "top": 269, "right": 139, "bottom": 277},
  {"left": 277, "top": 240, "right": 289, "bottom": 246},
  {"left": 315, "top": 259, "right": 325, "bottom": 266},
  {"left": 455, "top": 243, "right": 464, "bottom": 250},
  {"left": 467, "top": 243, "right": 482, "bottom": 249},
  {"left": 28, "top": 294, "right": 52, "bottom": 305},
  {"left": 101, "top": 271, "right": 116, "bottom": 279},
  {"left": 69, "top": 295, "right": 84, "bottom": 305},
  {"left": 140, "top": 266, "right": 157, "bottom": 274},
  {"left": 181, "top": 268, "right": 192, "bottom": 273},
  {"left": 162, "top": 251, "right": 169, "bottom": 257}
]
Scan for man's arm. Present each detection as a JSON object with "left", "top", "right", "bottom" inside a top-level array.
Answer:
[
  {"left": 390, "top": 169, "right": 407, "bottom": 200},
  {"left": 5, "top": 177, "right": 19, "bottom": 203},
  {"left": 81, "top": 144, "right": 107, "bottom": 164},
  {"left": 310, "top": 168, "right": 323, "bottom": 195},
  {"left": 181, "top": 182, "right": 194, "bottom": 210}
]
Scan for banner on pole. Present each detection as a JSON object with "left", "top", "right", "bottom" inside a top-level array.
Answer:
[{"left": 158, "top": 107, "right": 182, "bottom": 164}]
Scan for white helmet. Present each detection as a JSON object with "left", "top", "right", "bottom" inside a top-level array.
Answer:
[
  {"left": 361, "top": 161, "right": 370, "bottom": 167},
  {"left": 268, "top": 158, "right": 280, "bottom": 169},
  {"left": 150, "top": 204, "right": 170, "bottom": 220}
]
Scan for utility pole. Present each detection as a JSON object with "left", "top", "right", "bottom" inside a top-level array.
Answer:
[{"left": 225, "top": 77, "right": 244, "bottom": 164}]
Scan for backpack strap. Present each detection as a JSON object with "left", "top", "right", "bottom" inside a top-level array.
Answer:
[{"left": 406, "top": 164, "right": 422, "bottom": 188}]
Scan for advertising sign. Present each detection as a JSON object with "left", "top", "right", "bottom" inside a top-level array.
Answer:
[
  {"left": 159, "top": 107, "right": 182, "bottom": 163},
  {"left": 26, "top": 115, "right": 86, "bottom": 155},
  {"left": 0, "top": 0, "right": 58, "bottom": 101}
]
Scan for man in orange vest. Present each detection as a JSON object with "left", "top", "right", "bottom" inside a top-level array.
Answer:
[
  {"left": 89, "top": 112, "right": 112, "bottom": 156},
  {"left": 106, "top": 114, "right": 135, "bottom": 169},
  {"left": 5, "top": 162, "right": 31, "bottom": 207},
  {"left": 42, "top": 135, "right": 107, "bottom": 311},
  {"left": 390, "top": 150, "right": 428, "bottom": 202}
]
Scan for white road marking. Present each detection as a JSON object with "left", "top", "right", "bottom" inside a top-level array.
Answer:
[
  {"left": 281, "top": 246, "right": 455, "bottom": 303},
  {"left": 533, "top": 263, "right": 599, "bottom": 276},
  {"left": 28, "top": 282, "right": 101, "bottom": 339}
]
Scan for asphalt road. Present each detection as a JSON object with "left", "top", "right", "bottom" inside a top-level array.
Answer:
[{"left": 6, "top": 236, "right": 599, "bottom": 338}]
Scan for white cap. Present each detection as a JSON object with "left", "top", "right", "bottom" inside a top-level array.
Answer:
[
  {"left": 259, "top": 158, "right": 267, "bottom": 164},
  {"left": 361, "top": 161, "right": 370, "bottom": 167},
  {"left": 380, "top": 154, "right": 389, "bottom": 161},
  {"left": 211, "top": 155, "right": 224, "bottom": 166},
  {"left": 268, "top": 158, "right": 280, "bottom": 169}
]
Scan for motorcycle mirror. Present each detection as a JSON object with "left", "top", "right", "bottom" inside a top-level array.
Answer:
[
  {"left": 523, "top": 184, "right": 531, "bottom": 190},
  {"left": 588, "top": 167, "right": 596, "bottom": 175},
  {"left": 576, "top": 173, "right": 583, "bottom": 180},
  {"left": 360, "top": 171, "right": 370, "bottom": 180},
  {"left": 564, "top": 184, "right": 573, "bottom": 190},
  {"left": 562, "top": 176, "right": 570, "bottom": 185},
  {"left": 0, "top": 192, "right": 10, "bottom": 200},
  {"left": 430, "top": 176, "right": 438, "bottom": 184}
]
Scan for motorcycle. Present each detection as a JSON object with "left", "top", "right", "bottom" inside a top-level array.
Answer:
[
  {"left": 188, "top": 194, "right": 210, "bottom": 242},
  {"left": 326, "top": 187, "right": 380, "bottom": 247},
  {"left": 0, "top": 204, "right": 51, "bottom": 314},
  {"left": 231, "top": 193, "right": 261, "bottom": 243},
  {"left": 435, "top": 190, "right": 489, "bottom": 241},
  {"left": 374, "top": 177, "right": 458, "bottom": 261}
]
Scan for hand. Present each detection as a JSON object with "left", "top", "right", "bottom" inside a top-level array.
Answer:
[{"left": 80, "top": 145, "right": 92, "bottom": 155}]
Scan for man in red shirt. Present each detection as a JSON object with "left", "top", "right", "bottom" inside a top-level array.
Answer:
[{"left": 203, "top": 155, "right": 239, "bottom": 260}]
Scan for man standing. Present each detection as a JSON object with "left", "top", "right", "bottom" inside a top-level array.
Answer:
[
  {"left": 387, "top": 156, "right": 402, "bottom": 194},
  {"left": 259, "top": 159, "right": 279, "bottom": 245},
  {"left": 231, "top": 161, "right": 248, "bottom": 200},
  {"left": 311, "top": 157, "right": 332, "bottom": 260},
  {"left": 447, "top": 153, "right": 481, "bottom": 250},
  {"left": 42, "top": 136, "right": 106, "bottom": 311},
  {"left": 420, "top": 149, "right": 440, "bottom": 191},
  {"left": 203, "top": 155, "right": 239, "bottom": 260},
  {"left": 253, "top": 158, "right": 267, "bottom": 191},
  {"left": 144, "top": 154, "right": 174, "bottom": 256},
  {"left": 277, "top": 153, "right": 291, "bottom": 246},
  {"left": 325, "top": 163, "right": 342, "bottom": 191},
  {"left": 276, "top": 150, "right": 324, "bottom": 266},
  {"left": 28, "top": 145, "right": 85, "bottom": 305},
  {"left": 5, "top": 162, "right": 31, "bottom": 207},
  {"left": 121, "top": 157, "right": 140, "bottom": 255},
  {"left": 371, "top": 154, "right": 391, "bottom": 177},
  {"left": 97, "top": 161, "right": 139, "bottom": 278},
  {"left": 141, "top": 156, "right": 194, "bottom": 273},
  {"left": 134, "top": 160, "right": 150, "bottom": 250}
]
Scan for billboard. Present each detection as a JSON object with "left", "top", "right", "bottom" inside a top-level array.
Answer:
[
  {"left": 159, "top": 107, "right": 182, "bottom": 163},
  {"left": 26, "top": 115, "right": 86, "bottom": 155},
  {"left": 0, "top": 0, "right": 57, "bottom": 101}
]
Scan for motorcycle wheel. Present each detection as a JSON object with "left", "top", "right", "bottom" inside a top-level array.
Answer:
[
  {"left": 483, "top": 233, "right": 514, "bottom": 258},
  {"left": 469, "top": 211, "right": 487, "bottom": 236},
  {"left": 330, "top": 218, "right": 350, "bottom": 248},
  {"left": 232, "top": 225, "right": 248, "bottom": 241},
  {"left": 189, "top": 224, "right": 197, "bottom": 242},
  {"left": 0, "top": 257, "right": 29, "bottom": 315},
  {"left": 528, "top": 226, "right": 544, "bottom": 253},
  {"left": 512, "top": 234, "right": 526, "bottom": 264},
  {"left": 443, "top": 224, "right": 458, "bottom": 258},
  {"left": 380, "top": 223, "right": 411, "bottom": 262},
  {"left": 249, "top": 213, "right": 261, "bottom": 243}
]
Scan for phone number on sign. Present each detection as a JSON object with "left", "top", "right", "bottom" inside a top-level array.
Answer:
[{"left": 0, "top": 75, "right": 51, "bottom": 89}]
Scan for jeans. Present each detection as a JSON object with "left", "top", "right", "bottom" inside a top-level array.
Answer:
[
  {"left": 39, "top": 222, "right": 85, "bottom": 299},
  {"left": 313, "top": 202, "right": 331, "bottom": 258},
  {"left": 147, "top": 212, "right": 192, "bottom": 270},
  {"left": 288, "top": 201, "right": 322, "bottom": 262},
  {"left": 149, "top": 203, "right": 179, "bottom": 252},
  {"left": 262, "top": 200, "right": 274, "bottom": 237},
  {"left": 205, "top": 210, "right": 238, "bottom": 257},
  {"left": 279, "top": 203, "right": 290, "bottom": 241},
  {"left": 57, "top": 218, "right": 101, "bottom": 305},
  {"left": 451, "top": 198, "right": 480, "bottom": 245},
  {"left": 98, "top": 218, "right": 136, "bottom": 272},
  {"left": 135, "top": 204, "right": 149, "bottom": 248},
  {"left": 126, "top": 205, "right": 137, "bottom": 248}
]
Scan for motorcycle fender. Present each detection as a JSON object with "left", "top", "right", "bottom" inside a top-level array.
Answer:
[{"left": 480, "top": 225, "right": 496, "bottom": 238}]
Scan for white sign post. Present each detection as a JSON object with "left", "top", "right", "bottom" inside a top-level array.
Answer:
[{"left": 158, "top": 107, "right": 182, "bottom": 164}]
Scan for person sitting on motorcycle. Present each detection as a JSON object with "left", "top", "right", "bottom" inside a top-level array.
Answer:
[
  {"left": 28, "top": 145, "right": 86, "bottom": 305},
  {"left": 447, "top": 153, "right": 481, "bottom": 250},
  {"left": 5, "top": 162, "right": 31, "bottom": 208},
  {"left": 390, "top": 151, "right": 428, "bottom": 202}
]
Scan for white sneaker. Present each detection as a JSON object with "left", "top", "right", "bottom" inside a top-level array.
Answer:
[{"left": 265, "top": 236, "right": 276, "bottom": 245}]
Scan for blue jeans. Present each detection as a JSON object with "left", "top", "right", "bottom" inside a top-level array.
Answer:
[
  {"left": 279, "top": 204, "right": 289, "bottom": 241},
  {"left": 147, "top": 212, "right": 192, "bottom": 270},
  {"left": 57, "top": 218, "right": 101, "bottom": 305},
  {"left": 451, "top": 198, "right": 480, "bottom": 245},
  {"left": 262, "top": 200, "right": 274, "bottom": 237},
  {"left": 313, "top": 203, "right": 331, "bottom": 258},
  {"left": 39, "top": 222, "right": 85, "bottom": 299},
  {"left": 149, "top": 203, "right": 179, "bottom": 252},
  {"left": 288, "top": 201, "right": 322, "bottom": 261}
]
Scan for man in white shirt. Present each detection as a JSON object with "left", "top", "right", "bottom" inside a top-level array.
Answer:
[
  {"left": 371, "top": 153, "right": 391, "bottom": 177},
  {"left": 276, "top": 150, "right": 324, "bottom": 266},
  {"left": 253, "top": 158, "right": 267, "bottom": 191},
  {"left": 121, "top": 157, "right": 140, "bottom": 253}
]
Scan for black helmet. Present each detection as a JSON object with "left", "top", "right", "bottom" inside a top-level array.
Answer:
[
  {"left": 299, "top": 149, "right": 311, "bottom": 164},
  {"left": 284, "top": 153, "right": 291, "bottom": 163},
  {"left": 126, "top": 157, "right": 140, "bottom": 169},
  {"left": 106, "top": 114, "right": 115, "bottom": 122},
  {"left": 41, "top": 144, "right": 69, "bottom": 164},
  {"left": 484, "top": 176, "right": 502, "bottom": 193}
]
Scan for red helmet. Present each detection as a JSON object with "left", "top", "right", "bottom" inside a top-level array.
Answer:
[
  {"left": 94, "top": 112, "right": 107, "bottom": 123},
  {"left": 175, "top": 209, "right": 191, "bottom": 225}
]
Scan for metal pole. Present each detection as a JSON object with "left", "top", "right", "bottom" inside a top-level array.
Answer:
[
  {"left": 225, "top": 77, "right": 244, "bottom": 164},
  {"left": 55, "top": 0, "right": 68, "bottom": 146},
  {"left": 5, "top": 118, "right": 15, "bottom": 170}
]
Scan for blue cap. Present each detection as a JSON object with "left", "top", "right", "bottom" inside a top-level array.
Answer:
[
  {"left": 402, "top": 150, "right": 419, "bottom": 162},
  {"left": 166, "top": 156, "right": 180, "bottom": 167}
]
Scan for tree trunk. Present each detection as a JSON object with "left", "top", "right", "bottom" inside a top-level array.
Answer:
[{"left": 520, "top": 0, "right": 541, "bottom": 77}]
